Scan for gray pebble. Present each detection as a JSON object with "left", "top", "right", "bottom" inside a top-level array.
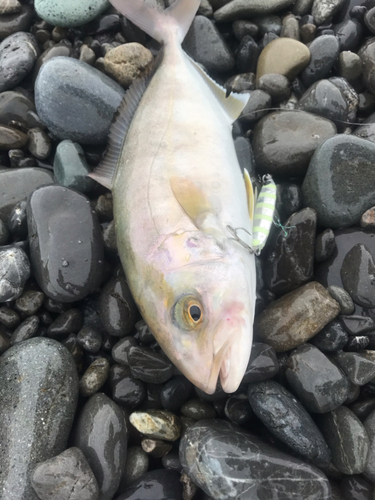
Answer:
[
  {"left": 0, "top": 246, "right": 30, "bottom": 301},
  {"left": 79, "top": 357, "right": 110, "bottom": 397},
  {"left": 327, "top": 286, "right": 355, "bottom": 315},
  {"left": 10, "top": 314, "right": 39, "bottom": 345}
]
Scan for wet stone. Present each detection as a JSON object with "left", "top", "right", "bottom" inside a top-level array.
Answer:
[
  {"left": 77, "top": 326, "right": 102, "bottom": 353},
  {"left": 213, "top": 0, "right": 297, "bottom": 23},
  {"left": 318, "top": 406, "right": 369, "bottom": 474},
  {"left": 162, "top": 450, "right": 182, "bottom": 474},
  {"left": 341, "top": 243, "right": 375, "bottom": 308},
  {"left": 35, "top": 0, "right": 110, "bottom": 28},
  {"left": 334, "top": 351, "right": 375, "bottom": 385},
  {"left": 0, "top": 306, "right": 20, "bottom": 329},
  {"left": 0, "top": 125, "right": 28, "bottom": 150},
  {"left": 298, "top": 80, "right": 349, "bottom": 123},
  {"left": 224, "top": 394, "right": 253, "bottom": 426},
  {"left": 0, "top": 246, "right": 30, "bottom": 301},
  {"left": 339, "top": 476, "right": 373, "bottom": 500},
  {"left": 47, "top": 309, "right": 83, "bottom": 338},
  {"left": 27, "top": 185, "right": 104, "bottom": 303},
  {"left": 257, "top": 73, "right": 291, "bottom": 102},
  {"left": 0, "top": 220, "right": 9, "bottom": 246},
  {"left": 301, "top": 35, "right": 340, "bottom": 88},
  {"left": 141, "top": 438, "right": 172, "bottom": 458},
  {"left": 10, "top": 315, "right": 39, "bottom": 345},
  {"left": 35, "top": 57, "right": 125, "bottom": 145},
  {"left": 350, "top": 397, "right": 375, "bottom": 420},
  {"left": 74, "top": 393, "right": 128, "bottom": 500},
  {"left": 79, "top": 357, "right": 110, "bottom": 398},
  {"left": 103, "top": 43, "right": 154, "bottom": 88},
  {"left": 310, "top": 319, "right": 349, "bottom": 352},
  {"left": 31, "top": 447, "right": 99, "bottom": 500},
  {"left": 8, "top": 200, "right": 28, "bottom": 240},
  {"left": 251, "top": 111, "right": 336, "bottom": 176},
  {"left": 180, "top": 420, "right": 331, "bottom": 500},
  {"left": 15, "top": 290, "right": 44, "bottom": 316},
  {"left": 114, "top": 470, "right": 183, "bottom": 500},
  {"left": 242, "top": 342, "right": 279, "bottom": 383},
  {"left": 135, "top": 319, "right": 155, "bottom": 344},
  {"left": 118, "top": 446, "right": 149, "bottom": 490},
  {"left": 248, "top": 380, "right": 331, "bottom": 466},
  {"left": 160, "top": 376, "right": 193, "bottom": 413},
  {"left": 181, "top": 399, "right": 216, "bottom": 421},
  {"left": 0, "top": 338, "right": 78, "bottom": 500},
  {"left": 109, "top": 364, "right": 146, "bottom": 408},
  {"left": 286, "top": 344, "right": 351, "bottom": 413},
  {"left": 255, "top": 282, "right": 340, "bottom": 352},
  {"left": 128, "top": 346, "right": 174, "bottom": 384},
  {"left": 111, "top": 336, "right": 138, "bottom": 365},
  {"left": 276, "top": 183, "right": 303, "bottom": 221},
  {"left": 54, "top": 140, "right": 95, "bottom": 194},
  {"left": 129, "top": 410, "right": 181, "bottom": 441},
  {"left": 361, "top": 206, "right": 375, "bottom": 228}
]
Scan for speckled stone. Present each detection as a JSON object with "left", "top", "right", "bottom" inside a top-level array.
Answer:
[
  {"left": 312, "top": 0, "right": 346, "bottom": 24},
  {"left": 35, "top": 0, "right": 110, "bottom": 28},
  {"left": 301, "top": 35, "right": 340, "bottom": 88},
  {"left": 79, "top": 357, "right": 110, "bottom": 397},
  {"left": 103, "top": 43, "right": 153, "bottom": 88},
  {"left": 255, "top": 282, "right": 340, "bottom": 352},
  {"left": 0, "top": 247, "right": 30, "bottom": 302},
  {"left": 334, "top": 351, "right": 375, "bottom": 385},
  {"left": 341, "top": 243, "right": 375, "bottom": 308},
  {"left": 115, "top": 470, "right": 183, "bottom": 500},
  {"left": 129, "top": 410, "right": 181, "bottom": 441},
  {"left": 0, "top": 338, "right": 78, "bottom": 500},
  {"left": 180, "top": 420, "right": 331, "bottom": 500}
]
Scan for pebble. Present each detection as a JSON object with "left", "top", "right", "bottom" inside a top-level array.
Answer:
[
  {"left": 32, "top": 43, "right": 76, "bottom": 83},
  {"left": 111, "top": 336, "right": 137, "bottom": 365},
  {"left": 141, "top": 439, "right": 172, "bottom": 458},
  {"left": 31, "top": 447, "right": 99, "bottom": 500},
  {"left": 302, "top": 135, "right": 375, "bottom": 228},
  {"left": 302, "top": 35, "right": 340, "bottom": 89},
  {"left": 103, "top": 43, "right": 153, "bottom": 87},
  {"left": 77, "top": 326, "right": 102, "bottom": 353},
  {"left": 213, "top": 0, "right": 297, "bottom": 23},
  {"left": 334, "top": 19, "right": 363, "bottom": 51},
  {"left": 79, "top": 357, "right": 110, "bottom": 397},
  {"left": 286, "top": 344, "right": 351, "bottom": 413},
  {"left": 161, "top": 450, "right": 182, "bottom": 474},
  {"left": 99, "top": 273, "right": 138, "bottom": 337},
  {"left": 276, "top": 183, "right": 303, "bottom": 221},
  {"left": 10, "top": 314, "right": 39, "bottom": 345},
  {"left": 235, "top": 35, "right": 259, "bottom": 74},
  {"left": 257, "top": 73, "right": 291, "bottom": 102},
  {"left": 35, "top": 0, "right": 110, "bottom": 28},
  {"left": 298, "top": 79, "right": 349, "bottom": 123},
  {"left": 7, "top": 200, "right": 31, "bottom": 241},
  {"left": 94, "top": 193, "right": 113, "bottom": 222},
  {"left": 15, "top": 290, "right": 44, "bottom": 315},
  {"left": 312, "top": 0, "right": 346, "bottom": 24},
  {"left": 118, "top": 446, "right": 149, "bottom": 489},
  {"left": 255, "top": 282, "right": 340, "bottom": 352},
  {"left": 0, "top": 0, "right": 22, "bottom": 15},
  {"left": 359, "top": 38, "right": 375, "bottom": 95},
  {"left": 310, "top": 319, "right": 349, "bottom": 352},
  {"left": 242, "top": 342, "right": 279, "bottom": 383},
  {"left": 0, "top": 5, "right": 34, "bottom": 40},
  {"left": 365, "top": 7, "right": 375, "bottom": 33},
  {"left": 54, "top": 140, "right": 95, "bottom": 194},
  {"left": 318, "top": 406, "right": 369, "bottom": 474},
  {"left": 248, "top": 380, "right": 331, "bottom": 466},
  {"left": 181, "top": 399, "right": 216, "bottom": 421},
  {"left": 361, "top": 206, "right": 375, "bottom": 228},
  {"left": 0, "top": 32, "right": 39, "bottom": 92},
  {"left": 251, "top": 111, "right": 336, "bottom": 176},
  {"left": 0, "top": 220, "right": 9, "bottom": 246},
  {"left": 239, "top": 89, "right": 271, "bottom": 123},
  {"left": 128, "top": 346, "right": 174, "bottom": 384},
  {"left": 338, "top": 51, "right": 362, "bottom": 81},
  {"left": 129, "top": 410, "right": 181, "bottom": 441},
  {"left": 35, "top": 57, "right": 125, "bottom": 145},
  {"left": 180, "top": 420, "right": 331, "bottom": 500},
  {"left": 339, "top": 476, "right": 373, "bottom": 500},
  {"left": 110, "top": 364, "right": 146, "bottom": 407},
  {"left": 256, "top": 37, "right": 310, "bottom": 81},
  {"left": 0, "top": 306, "right": 20, "bottom": 329},
  {"left": 265, "top": 207, "right": 317, "bottom": 295},
  {"left": 160, "top": 376, "right": 193, "bottom": 412},
  {"left": 334, "top": 351, "right": 375, "bottom": 385},
  {"left": 27, "top": 185, "right": 104, "bottom": 302},
  {"left": 0, "top": 246, "right": 30, "bottom": 301},
  {"left": 341, "top": 243, "right": 375, "bottom": 308},
  {"left": 315, "top": 229, "right": 336, "bottom": 262},
  {"left": 0, "top": 125, "right": 28, "bottom": 149},
  {"left": 47, "top": 308, "right": 83, "bottom": 338},
  {"left": 73, "top": 393, "right": 128, "bottom": 500},
  {"left": 114, "top": 470, "right": 183, "bottom": 500},
  {"left": 340, "top": 314, "right": 375, "bottom": 336},
  {"left": 0, "top": 338, "right": 78, "bottom": 500}
]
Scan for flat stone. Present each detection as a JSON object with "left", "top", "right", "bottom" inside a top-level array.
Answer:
[
  {"left": 129, "top": 410, "right": 181, "bottom": 441},
  {"left": 214, "top": 0, "right": 296, "bottom": 22},
  {"left": 128, "top": 346, "right": 174, "bottom": 384},
  {"left": 302, "top": 135, "right": 375, "bottom": 228},
  {"left": 312, "top": 0, "right": 346, "bottom": 24},
  {"left": 35, "top": 0, "right": 110, "bottom": 28},
  {"left": 114, "top": 470, "right": 183, "bottom": 500},
  {"left": 0, "top": 338, "right": 78, "bottom": 500},
  {"left": 334, "top": 351, "right": 375, "bottom": 385},
  {"left": 31, "top": 447, "right": 99, "bottom": 500},
  {"left": 255, "top": 282, "right": 340, "bottom": 352},
  {"left": 35, "top": 56, "right": 125, "bottom": 145},
  {"left": 0, "top": 247, "right": 30, "bottom": 301},
  {"left": 103, "top": 43, "right": 153, "bottom": 88},
  {"left": 0, "top": 91, "right": 35, "bottom": 127},
  {"left": 0, "top": 125, "right": 28, "bottom": 150},
  {"left": 301, "top": 35, "right": 340, "bottom": 88},
  {"left": 256, "top": 38, "right": 310, "bottom": 81},
  {"left": 252, "top": 111, "right": 336, "bottom": 176},
  {"left": 341, "top": 244, "right": 375, "bottom": 308},
  {"left": 180, "top": 420, "right": 331, "bottom": 500},
  {"left": 27, "top": 185, "right": 104, "bottom": 303},
  {"left": 286, "top": 344, "right": 351, "bottom": 413},
  {"left": 54, "top": 140, "right": 95, "bottom": 194},
  {"left": 0, "top": 6, "right": 33, "bottom": 41}
]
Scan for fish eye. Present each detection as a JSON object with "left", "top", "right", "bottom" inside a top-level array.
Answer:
[
  {"left": 189, "top": 305, "right": 202, "bottom": 322},
  {"left": 172, "top": 295, "right": 204, "bottom": 331}
]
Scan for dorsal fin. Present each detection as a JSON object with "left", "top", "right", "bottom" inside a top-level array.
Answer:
[{"left": 88, "top": 74, "right": 151, "bottom": 190}]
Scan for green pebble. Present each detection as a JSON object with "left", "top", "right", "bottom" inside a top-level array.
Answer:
[
  {"left": 35, "top": 0, "right": 110, "bottom": 29},
  {"left": 54, "top": 140, "right": 95, "bottom": 194}
]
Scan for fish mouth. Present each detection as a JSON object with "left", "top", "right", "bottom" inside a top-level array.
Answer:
[{"left": 203, "top": 340, "right": 234, "bottom": 395}]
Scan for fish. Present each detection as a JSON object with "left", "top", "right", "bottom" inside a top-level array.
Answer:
[{"left": 90, "top": 0, "right": 257, "bottom": 394}]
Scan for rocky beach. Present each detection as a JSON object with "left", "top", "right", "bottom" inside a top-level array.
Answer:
[{"left": 1, "top": 0, "right": 375, "bottom": 498}]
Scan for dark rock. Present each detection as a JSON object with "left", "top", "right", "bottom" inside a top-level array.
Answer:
[
  {"left": 181, "top": 399, "right": 216, "bottom": 421},
  {"left": 0, "top": 219, "right": 9, "bottom": 246},
  {"left": 15, "top": 290, "right": 44, "bottom": 316},
  {"left": 224, "top": 393, "right": 253, "bottom": 426},
  {"left": 341, "top": 244, "right": 375, "bottom": 308},
  {"left": 339, "top": 476, "right": 373, "bottom": 500},
  {"left": 47, "top": 309, "right": 83, "bottom": 338},
  {"left": 141, "top": 438, "right": 172, "bottom": 458},
  {"left": 338, "top": 51, "right": 362, "bottom": 81},
  {"left": 109, "top": 364, "right": 146, "bottom": 408},
  {"left": 286, "top": 344, "right": 351, "bottom": 413},
  {"left": 0, "top": 306, "right": 20, "bottom": 329},
  {"left": 28, "top": 128, "right": 51, "bottom": 160},
  {"left": 328, "top": 286, "right": 355, "bottom": 316},
  {"left": 114, "top": 470, "right": 183, "bottom": 500},
  {"left": 77, "top": 326, "right": 102, "bottom": 353},
  {"left": 27, "top": 185, "right": 104, "bottom": 303},
  {"left": 315, "top": 229, "right": 336, "bottom": 262},
  {"left": 93, "top": 193, "right": 113, "bottom": 222},
  {"left": 334, "top": 350, "right": 375, "bottom": 385},
  {"left": 8, "top": 200, "right": 28, "bottom": 240},
  {"left": 346, "top": 335, "right": 370, "bottom": 351},
  {"left": 239, "top": 89, "right": 271, "bottom": 124},
  {"left": 135, "top": 319, "right": 154, "bottom": 344},
  {"left": 334, "top": 19, "right": 363, "bottom": 51},
  {"left": 226, "top": 73, "right": 256, "bottom": 95},
  {"left": 350, "top": 397, "right": 375, "bottom": 420},
  {"left": 118, "top": 446, "right": 149, "bottom": 490},
  {"left": 0, "top": 6, "right": 34, "bottom": 40},
  {"left": 341, "top": 315, "right": 375, "bottom": 336},
  {"left": 258, "top": 73, "right": 291, "bottom": 102},
  {"left": 54, "top": 140, "right": 95, "bottom": 194},
  {"left": 10, "top": 315, "right": 39, "bottom": 345},
  {"left": 276, "top": 183, "right": 303, "bottom": 221},
  {"left": 0, "top": 338, "right": 78, "bottom": 500},
  {"left": 180, "top": 420, "right": 331, "bottom": 500},
  {"left": 214, "top": 0, "right": 298, "bottom": 23},
  {"left": 111, "top": 336, "right": 138, "bottom": 365},
  {"left": 310, "top": 320, "right": 349, "bottom": 352},
  {"left": 359, "top": 38, "right": 375, "bottom": 95},
  {"left": 160, "top": 376, "right": 193, "bottom": 412},
  {"left": 298, "top": 80, "right": 349, "bottom": 123},
  {"left": 301, "top": 35, "right": 340, "bottom": 88},
  {"left": 73, "top": 393, "right": 128, "bottom": 500},
  {"left": 0, "top": 125, "right": 28, "bottom": 149},
  {"left": 128, "top": 346, "right": 174, "bottom": 384},
  {"left": 235, "top": 35, "right": 259, "bottom": 73},
  {"left": 161, "top": 450, "right": 182, "bottom": 474},
  {"left": 242, "top": 342, "right": 279, "bottom": 383},
  {"left": 79, "top": 357, "right": 110, "bottom": 397}
]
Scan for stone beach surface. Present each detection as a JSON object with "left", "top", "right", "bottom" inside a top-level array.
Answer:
[{"left": 4, "top": 0, "right": 375, "bottom": 499}]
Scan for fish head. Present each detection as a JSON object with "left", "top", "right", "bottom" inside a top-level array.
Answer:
[{"left": 144, "top": 233, "right": 256, "bottom": 395}]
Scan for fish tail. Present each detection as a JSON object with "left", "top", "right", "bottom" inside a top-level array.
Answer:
[{"left": 109, "top": 0, "right": 200, "bottom": 45}]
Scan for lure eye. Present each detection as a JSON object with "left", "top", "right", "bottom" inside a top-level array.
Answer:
[{"left": 172, "top": 295, "right": 204, "bottom": 331}]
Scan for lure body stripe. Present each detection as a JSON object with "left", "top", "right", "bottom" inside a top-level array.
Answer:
[{"left": 252, "top": 176, "right": 277, "bottom": 252}]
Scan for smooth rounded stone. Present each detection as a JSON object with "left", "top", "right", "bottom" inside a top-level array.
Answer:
[
  {"left": 128, "top": 346, "right": 174, "bottom": 384},
  {"left": 0, "top": 0, "right": 22, "bottom": 15},
  {"left": 256, "top": 37, "right": 310, "bottom": 81},
  {"left": 300, "top": 23, "right": 316, "bottom": 44},
  {"left": 361, "top": 206, "right": 375, "bottom": 228},
  {"left": 135, "top": 319, "right": 154, "bottom": 344},
  {"left": 8, "top": 199, "right": 28, "bottom": 240},
  {"left": 0, "top": 219, "right": 9, "bottom": 245},
  {"left": 129, "top": 410, "right": 181, "bottom": 441},
  {"left": 0, "top": 6, "right": 33, "bottom": 40},
  {"left": 224, "top": 393, "right": 253, "bottom": 425},
  {"left": 162, "top": 450, "right": 182, "bottom": 474},
  {"left": 302, "top": 135, "right": 375, "bottom": 228},
  {"left": 103, "top": 43, "right": 153, "bottom": 88},
  {"left": 315, "top": 229, "right": 336, "bottom": 263},
  {"left": 265, "top": 208, "right": 317, "bottom": 295},
  {"left": 0, "top": 168, "right": 53, "bottom": 222},
  {"left": 334, "top": 19, "right": 363, "bottom": 51},
  {"left": 276, "top": 183, "right": 303, "bottom": 221},
  {"left": 54, "top": 140, "right": 95, "bottom": 194},
  {"left": 0, "top": 32, "right": 39, "bottom": 92},
  {"left": 183, "top": 16, "right": 234, "bottom": 73},
  {"left": 310, "top": 319, "right": 349, "bottom": 352},
  {"left": 0, "top": 338, "right": 78, "bottom": 500},
  {"left": 257, "top": 73, "right": 290, "bottom": 102},
  {"left": 341, "top": 244, "right": 375, "bottom": 308},
  {"left": 0, "top": 246, "right": 30, "bottom": 301},
  {"left": 15, "top": 290, "right": 44, "bottom": 316},
  {"left": 359, "top": 38, "right": 375, "bottom": 95},
  {"left": 334, "top": 351, "right": 375, "bottom": 385},
  {"left": 141, "top": 438, "right": 172, "bottom": 458},
  {"left": 346, "top": 382, "right": 361, "bottom": 404},
  {"left": 226, "top": 73, "right": 256, "bottom": 95},
  {"left": 35, "top": 57, "right": 125, "bottom": 145},
  {"left": 32, "top": 43, "right": 76, "bottom": 83},
  {"left": 214, "top": 0, "right": 297, "bottom": 22},
  {"left": 312, "top": 0, "right": 346, "bottom": 24},
  {"left": 0, "top": 125, "right": 28, "bottom": 150},
  {"left": 293, "top": 0, "right": 314, "bottom": 14},
  {"left": 47, "top": 309, "right": 83, "bottom": 338},
  {"left": 74, "top": 393, "right": 128, "bottom": 500},
  {"left": 251, "top": 111, "right": 336, "bottom": 176},
  {"left": 0, "top": 90, "right": 35, "bottom": 127},
  {"left": 10, "top": 315, "right": 39, "bottom": 345},
  {"left": 77, "top": 326, "right": 102, "bottom": 353},
  {"left": 181, "top": 399, "right": 216, "bottom": 421},
  {"left": 80, "top": 44, "right": 96, "bottom": 65},
  {"left": 160, "top": 376, "right": 193, "bottom": 412},
  {"left": 255, "top": 282, "right": 340, "bottom": 352},
  {"left": 280, "top": 14, "right": 300, "bottom": 39},
  {"left": 248, "top": 380, "right": 331, "bottom": 466},
  {"left": 329, "top": 76, "right": 358, "bottom": 122},
  {"left": 110, "top": 364, "right": 146, "bottom": 408},
  {"left": 118, "top": 446, "right": 149, "bottom": 490},
  {"left": 346, "top": 335, "right": 370, "bottom": 352},
  {"left": 27, "top": 185, "right": 104, "bottom": 303},
  {"left": 364, "top": 407, "right": 375, "bottom": 482},
  {"left": 297, "top": 80, "right": 349, "bottom": 123},
  {"left": 99, "top": 274, "right": 138, "bottom": 337},
  {"left": 354, "top": 113, "right": 375, "bottom": 143},
  {"left": 366, "top": 7, "right": 375, "bottom": 34},
  {"left": 102, "top": 220, "right": 117, "bottom": 253},
  {"left": 318, "top": 406, "right": 369, "bottom": 474},
  {"left": 350, "top": 397, "right": 375, "bottom": 420},
  {"left": 242, "top": 342, "right": 279, "bottom": 384},
  {"left": 0, "top": 306, "right": 19, "bottom": 329},
  {"left": 254, "top": 15, "right": 282, "bottom": 37},
  {"left": 111, "top": 336, "right": 137, "bottom": 365},
  {"left": 31, "top": 447, "right": 99, "bottom": 500},
  {"left": 235, "top": 35, "right": 259, "bottom": 74},
  {"left": 301, "top": 35, "right": 340, "bottom": 88},
  {"left": 239, "top": 89, "right": 271, "bottom": 123},
  {"left": 35, "top": 0, "right": 110, "bottom": 28},
  {"left": 339, "top": 476, "right": 373, "bottom": 500},
  {"left": 180, "top": 420, "right": 331, "bottom": 500},
  {"left": 80, "top": 357, "right": 110, "bottom": 397},
  {"left": 27, "top": 128, "right": 51, "bottom": 161},
  {"left": 286, "top": 344, "right": 351, "bottom": 413},
  {"left": 233, "top": 20, "right": 259, "bottom": 40},
  {"left": 114, "top": 470, "right": 183, "bottom": 500}
]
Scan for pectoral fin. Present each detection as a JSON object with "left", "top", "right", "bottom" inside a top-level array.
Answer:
[{"left": 170, "top": 177, "right": 213, "bottom": 228}]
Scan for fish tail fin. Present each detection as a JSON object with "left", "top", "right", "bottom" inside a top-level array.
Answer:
[{"left": 109, "top": 0, "right": 200, "bottom": 44}]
